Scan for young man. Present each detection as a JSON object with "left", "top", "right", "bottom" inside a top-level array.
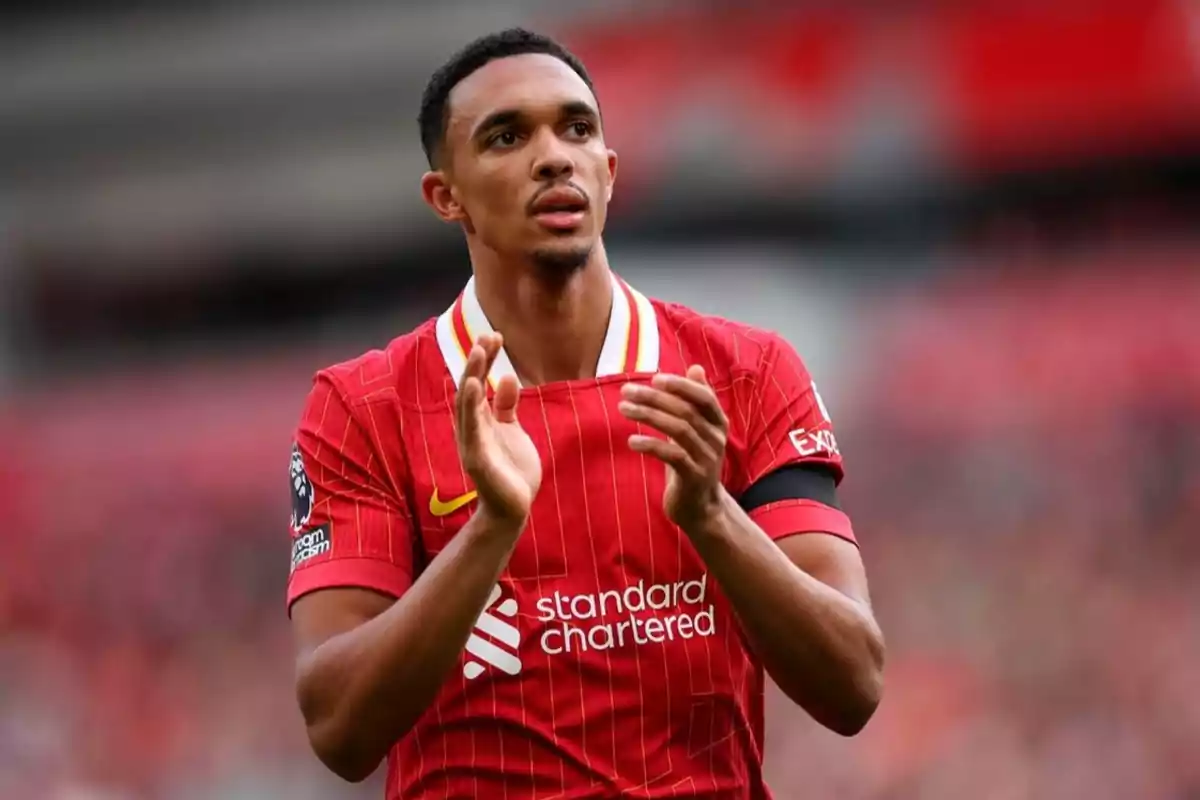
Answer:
[{"left": 287, "top": 28, "right": 884, "bottom": 800}]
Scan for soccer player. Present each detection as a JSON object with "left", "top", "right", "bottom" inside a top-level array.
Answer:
[{"left": 287, "top": 28, "right": 885, "bottom": 799}]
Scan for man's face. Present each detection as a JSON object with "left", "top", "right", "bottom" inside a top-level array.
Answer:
[{"left": 429, "top": 54, "right": 617, "bottom": 275}]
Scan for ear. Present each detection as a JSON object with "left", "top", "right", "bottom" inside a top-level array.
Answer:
[
  {"left": 421, "top": 171, "right": 468, "bottom": 224},
  {"left": 605, "top": 149, "right": 618, "bottom": 203}
]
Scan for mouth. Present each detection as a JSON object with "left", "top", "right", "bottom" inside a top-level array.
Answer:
[{"left": 530, "top": 187, "right": 589, "bottom": 231}]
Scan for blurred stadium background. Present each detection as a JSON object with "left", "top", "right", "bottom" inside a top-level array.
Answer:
[{"left": 3, "top": 1, "right": 1200, "bottom": 798}]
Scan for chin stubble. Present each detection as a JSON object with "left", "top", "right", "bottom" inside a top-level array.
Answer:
[{"left": 530, "top": 245, "right": 593, "bottom": 277}]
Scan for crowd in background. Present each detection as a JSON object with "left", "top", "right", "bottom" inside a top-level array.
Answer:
[
  {"left": 3, "top": 265, "right": 1197, "bottom": 799},
  {"left": 4, "top": 1, "right": 1199, "bottom": 797}
]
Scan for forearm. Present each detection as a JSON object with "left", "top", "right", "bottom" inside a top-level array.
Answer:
[
  {"left": 689, "top": 491, "right": 884, "bottom": 735},
  {"left": 298, "top": 508, "right": 523, "bottom": 779}
]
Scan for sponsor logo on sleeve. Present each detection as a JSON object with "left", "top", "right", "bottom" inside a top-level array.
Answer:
[
  {"left": 788, "top": 427, "right": 840, "bottom": 458},
  {"left": 290, "top": 443, "right": 314, "bottom": 532},
  {"left": 812, "top": 381, "right": 833, "bottom": 422},
  {"left": 290, "top": 524, "right": 331, "bottom": 573},
  {"left": 786, "top": 381, "right": 840, "bottom": 457}
]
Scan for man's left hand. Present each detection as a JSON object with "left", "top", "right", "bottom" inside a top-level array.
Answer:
[{"left": 619, "top": 365, "right": 729, "bottom": 534}]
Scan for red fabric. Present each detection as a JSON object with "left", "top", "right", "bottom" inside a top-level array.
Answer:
[
  {"left": 751, "top": 499, "right": 856, "bottom": 546},
  {"left": 287, "top": 558, "right": 411, "bottom": 610},
  {"left": 717, "top": 321, "right": 846, "bottom": 494},
  {"left": 280, "top": 298, "right": 860, "bottom": 798},
  {"left": 286, "top": 371, "right": 415, "bottom": 610}
]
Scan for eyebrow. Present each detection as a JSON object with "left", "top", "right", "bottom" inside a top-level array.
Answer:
[
  {"left": 472, "top": 109, "right": 522, "bottom": 139},
  {"left": 471, "top": 101, "right": 600, "bottom": 140},
  {"left": 560, "top": 101, "right": 600, "bottom": 123}
]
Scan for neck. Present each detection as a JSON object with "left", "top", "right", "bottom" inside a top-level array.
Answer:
[{"left": 471, "top": 243, "right": 614, "bottom": 385}]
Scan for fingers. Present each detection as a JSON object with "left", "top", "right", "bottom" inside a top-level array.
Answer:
[
  {"left": 456, "top": 333, "right": 504, "bottom": 447},
  {"left": 492, "top": 374, "right": 520, "bottom": 424},
  {"left": 460, "top": 332, "right": 502, "bottom": 389},
  {"left": 628, "top": 434, "right": 699, "bottom": 473},
  {"left": 456, "top": 375, "right": 483, "bottom": 451},
  {"left": 618, "top": 397, "right": 718, "bottom": 464},
  {"left": 619, "top": 372, "right": 727, "bottom": 457},
  {"left": 622, "top": 381, "right": 695, "bottom": 420},
  {"left": 649, "top": 369, "right": 727, "bottom": 428}
]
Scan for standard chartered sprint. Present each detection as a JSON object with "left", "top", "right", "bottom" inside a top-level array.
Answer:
[{"left": 536, "top": 575, "right": 716, "bottom": 655}]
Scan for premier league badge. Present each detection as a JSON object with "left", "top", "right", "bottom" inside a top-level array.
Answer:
[{"left": 290, "top": 442, "right": 314, "bottom": 532}]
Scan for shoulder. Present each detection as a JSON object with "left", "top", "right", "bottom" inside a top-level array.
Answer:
[
  {"left": 314, "top": 319, "right": 448, "bottom": 409},
  {"left": 652, "top": 299, "right": 793, "bottom": 380}
]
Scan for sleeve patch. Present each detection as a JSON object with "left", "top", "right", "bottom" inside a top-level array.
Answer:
[
  {"left": 787, "top": 427, "right": 841, "bottom": 459},
  {"left": 290, "top": 524, "right": 332, "bottom": 574},
  {"left": 290, "top": 442, "right": 314, "bottom": 532}
]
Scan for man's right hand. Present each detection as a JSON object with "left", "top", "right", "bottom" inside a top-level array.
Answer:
[
  {"left": 455, "top": 332, "right": 543, "bottom": 527},
  {"left": 292, "top": 333, "right": 544, "bottom": 783}
]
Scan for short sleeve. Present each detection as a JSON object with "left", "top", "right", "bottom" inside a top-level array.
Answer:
[
  {"left": 738, "top": 334, "right": 855, "bottom": 544},
  {"left": 286, "top": 372, "right": 414, "bottom": 612}
]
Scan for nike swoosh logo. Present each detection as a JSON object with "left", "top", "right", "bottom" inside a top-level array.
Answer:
[{"left": 429, "top": 489, "right": 478, "bottom": 517}]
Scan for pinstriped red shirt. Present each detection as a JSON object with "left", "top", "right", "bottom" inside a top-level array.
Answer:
[{"left": 287, "top": 273, "right": 853, "bottom": 799}]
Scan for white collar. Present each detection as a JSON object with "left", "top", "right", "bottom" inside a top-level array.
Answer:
[{"left": 435, "top": 271, "right": 660, "bottom": 389}]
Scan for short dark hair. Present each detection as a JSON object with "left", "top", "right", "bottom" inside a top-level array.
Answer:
[{"left": 418, "top": 28, "right": 596, "bottom": 168}]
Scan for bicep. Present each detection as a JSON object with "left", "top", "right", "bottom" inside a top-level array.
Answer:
[
  {"left": 776, "top": 532, "right": 872, "bottom": 608},
  {"left": 736, "top": 336, "right": 862, "bottom": 580},
  {"left": 291, "top": 587, "right": 395, "bottom": 661}
]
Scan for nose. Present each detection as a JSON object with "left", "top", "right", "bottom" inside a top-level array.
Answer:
[{"left": 530, "top": 130, "right": 575, "bottom": 181}]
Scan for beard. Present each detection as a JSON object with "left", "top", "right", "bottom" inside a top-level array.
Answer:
[{"left": 530, "top": 242, "right": 593, "bottom": 279}]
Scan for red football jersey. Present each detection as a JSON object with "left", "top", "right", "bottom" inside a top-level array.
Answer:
[{"left": 287, "top": 272, "right": 854, "bottom": 799}]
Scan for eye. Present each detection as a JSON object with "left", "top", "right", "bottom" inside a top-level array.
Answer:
[
  {"left": 489, "top": 131, "right": 520, "bottom": 149},
  {"left": 567, "top": 121, "right": 593, "bottom": 139}
]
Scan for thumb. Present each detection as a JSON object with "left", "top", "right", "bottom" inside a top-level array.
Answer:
[
  {"left": 687, "top": 364, "right": 708, "bottom": 386},
  {"left": 492, "top": 374, "right": 520, "bottom": 424}
]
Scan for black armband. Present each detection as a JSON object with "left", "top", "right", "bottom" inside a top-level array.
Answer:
[{"left": 738, "top": 464, "right": 841, "bottom": 512}]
